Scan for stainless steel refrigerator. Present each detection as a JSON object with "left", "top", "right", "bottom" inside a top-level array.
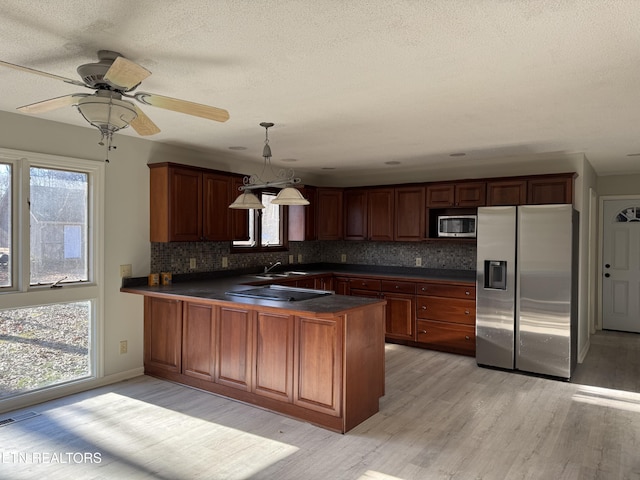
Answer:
[{"left": 475, "top": 204, "right": 579, "bottom": 379}]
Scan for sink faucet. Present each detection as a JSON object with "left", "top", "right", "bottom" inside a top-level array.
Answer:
[{"left": 264, "top": 261, "right": 282, "bottom": 274}]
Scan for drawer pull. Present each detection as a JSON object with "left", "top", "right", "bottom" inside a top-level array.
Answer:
[
  {"left": 419, "top": 330, "right": 427, "bottom": 334},
  {"left": 421, "top": 287, "right": 427, "bottom": 292},
  {"left": 465, "top": 335, "right": 470, "bottom": 340},
  {"left": 421, "top": 305, "right": 427, "bottom": 310},
  {"left": 395, "top": 285, "right": 400, "bottom": 289},
  {"left": 465, "top": 310, "right": 470, "bottom": 315},
  {"left": 465, "top": 291, "right": 470, "bottom": 295}
]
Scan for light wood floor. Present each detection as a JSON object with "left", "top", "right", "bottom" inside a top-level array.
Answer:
[{"left": 1, "top": 331, "right": 639, "bottom": 480}]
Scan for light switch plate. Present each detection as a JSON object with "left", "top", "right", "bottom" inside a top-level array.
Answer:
[
  {"left": 221, "top": 257, "right": 228, "bottom": 268},
  {"left": 415, "top": 257, "right": 422, "bottom": 267},
  {"left": 341, "top": 254, "right": 347, "bottom": 263}
]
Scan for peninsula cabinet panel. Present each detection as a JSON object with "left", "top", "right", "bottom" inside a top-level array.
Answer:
[
  {"left": 317, "top": 188, "right": 343, "bottom": 240},
  {"left": 294, "top": 316, "right": 342, "bottom": 416},
  {"left": 394, "top": 186, "right": 425, "bottom": 241},
  {"left": 486, "top": 179, "right": 527, "bottom": 206},
  {"left": 182, "top": 302, "right": 216, "bottom": 382},
  {"left": 144, "top": 296, "right": 182, "bottom": 374},
  {"left": 253, "top": 312, "right": 295, "bottom": 402},
  {"left": 216, "top": 307, "right": 253, "bottom": 391}
]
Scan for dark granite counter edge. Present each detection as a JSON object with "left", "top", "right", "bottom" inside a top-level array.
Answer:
[{"left": 122, "top": 263, "right": 475, "bottom": 288}]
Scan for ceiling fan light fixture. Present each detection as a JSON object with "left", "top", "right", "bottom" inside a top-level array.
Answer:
[
  {"left": 76, "top": 92, "right": 137, "bottom": 133},
  {"left": 228, "top": 192, "right": 265, "bottom": 209}
]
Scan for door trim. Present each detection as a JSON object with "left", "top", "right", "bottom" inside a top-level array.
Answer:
[{"left": 598, "top": 194, "right": 640, "bottom": 331}]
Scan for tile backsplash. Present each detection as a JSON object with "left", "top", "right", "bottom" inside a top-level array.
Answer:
[{"left": 151, "top": 240, "right": 476, "bottom": 274}]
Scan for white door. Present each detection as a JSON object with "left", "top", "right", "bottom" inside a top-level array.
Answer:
[{"left": 602, "top": 199, "right": 640, "bottom": 332}]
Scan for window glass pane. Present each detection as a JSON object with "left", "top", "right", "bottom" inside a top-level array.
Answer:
[
  {"left": 29, "top": 167, "right": 88, "bottom": 285},
  {"left": 0, "top": 163, "right": 10, "bottom": 287},
  {"left": 261, "top": 193, "right": 281, "bottom": 246},
  {"left": 0, "top": 301, "right": 92, "bottom": 400}
]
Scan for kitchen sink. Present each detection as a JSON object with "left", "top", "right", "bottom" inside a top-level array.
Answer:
[
  {"left": 250, "top": 271, "right": 311, "bottom": 280},
  {"left": 226, "top": 284, "right": 333, "bottom": 302}
]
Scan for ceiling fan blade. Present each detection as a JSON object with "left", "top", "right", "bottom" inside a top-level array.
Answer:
[
  {"left": 17, "top": 93, "right": 90, "bottom": 114},
  {"left": 134, "top": 92, "right": 230, "bottom": 122},
  {"left": 0, "top": 60, "right": 87, "bottom": 87},
  {"left": 103, "top": 56, "right": 151, "bottom": 91},
  {"left": 130, "top": 105, "right": 161, "bottom": 136}
]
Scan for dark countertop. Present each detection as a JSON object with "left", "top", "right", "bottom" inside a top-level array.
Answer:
[{"left": 121, "top": 263, "right": 475, "bottom": 316}]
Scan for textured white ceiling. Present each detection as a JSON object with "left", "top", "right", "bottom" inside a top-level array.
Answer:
[{"left": 1, "top": 0, "right": 640, "bottom": 185}]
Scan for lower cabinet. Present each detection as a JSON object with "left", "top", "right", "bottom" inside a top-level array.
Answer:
[{"left": 142, "top": 295, "right": 385, "bottom": 433}]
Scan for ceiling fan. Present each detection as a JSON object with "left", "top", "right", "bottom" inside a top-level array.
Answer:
[{"left": 0, "top": 50, "right": 230, "bottom": 158}]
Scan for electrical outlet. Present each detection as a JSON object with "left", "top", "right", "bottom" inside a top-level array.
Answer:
[
  {"left": 289, "top": 254, "right": 294, "bottom": 264},
  {"left": 341, "top": 254, "right": 347, "bottom": 263},
  {"left": 298, "top": 254, "right": 303, "bottom": 263},
  {"left": 119, "top": 340, "right": 128, "bottom": 355},
  {"left": 221, "top": 257, "right": 228, "bottom": 268},
  {"left": 120, "top": 264, "right": 132, "bottom": 278},
  {"left": 416, "top": 257, "right": 422, "bottom": 267},
  {"left": 190, "top": 258, "right": 196, "bottom": 269}
]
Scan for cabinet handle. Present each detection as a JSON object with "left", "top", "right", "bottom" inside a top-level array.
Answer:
[
  {"left": 465, "top": 310, "right": 470, "bottom": 315},
  {"left": 421, "top": 305, "right": 427, "bottom": 310},
  {"left": 421, "top": 287, "right": 427, "bottom": 292},
  {"left": 465, "top": 335, "right": 470, "bottom": 340},
  {"left": 395, "top": 285, "right": 400, "bottom": 289},
  {"left": 419, "top": 329, "right": 427, "bottom": 334},
  {"left": 465, "top": 291, "right": 470, "bottom": 295}
]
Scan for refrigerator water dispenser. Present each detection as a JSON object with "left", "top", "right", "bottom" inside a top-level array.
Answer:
[{"left": 484, "top": 260, "right": 507, "bottom": 290}]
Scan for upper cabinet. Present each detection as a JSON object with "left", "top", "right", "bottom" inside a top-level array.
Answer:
[
  {"left": 394, "top": 185, "right": 425, "bottom": 242},
  {"left": 288, "top": 186, "right": 317, "bottom": 241},
  {"left": 343, "top": 188, "right": 394, "bottom": 241},
  {"left": 486, "top": 173, "right": 575, "bottom": 206},
  {"left": 149, "top": 163, "right": 244, "bottom": 242},
  {"left": 317, "top": 188, "right": 343, "bottom": 240},
  {"left": 426, "top": 182, "right": 486, "bottom": 208}
]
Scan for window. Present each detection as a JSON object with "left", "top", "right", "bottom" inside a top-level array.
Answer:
[
  {"left": 0, "top": 149, "right": 102, "bottom": 402},
  {"left": 232, "top": 191, "right": 288, "bottom": 251}
]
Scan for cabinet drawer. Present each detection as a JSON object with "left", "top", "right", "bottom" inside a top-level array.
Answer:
[
  {"left": 416, "top": 297, "right": 475, "bottom": 325},
  {"left": 416, "top": 320, "right": 475, "bottom": 356},
  {"left": 416, "top": 282, "right": 475, "bottom": 299},
  {"left": 381, "top": 280, "right": 415, "bottom": 295},
  {"left": 349, "top": 278, "right": 381, "bottom": 292}
]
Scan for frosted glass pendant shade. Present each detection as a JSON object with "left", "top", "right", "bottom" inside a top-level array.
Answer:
[
  {"left": 229, "top": 192, "right": 265, "bottom": 209},
  {"left": 271, "top": 187, "right": 310, "bottom": 205}
]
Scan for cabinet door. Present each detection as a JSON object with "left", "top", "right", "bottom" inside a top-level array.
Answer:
[
  {"left": 294, "top": 316, "right": 342, "bottom": 416},
  {"left": 487, "top": 180, "right": 527, "bottom": 206},
  {"left": 288, "top": 186, "right": 317, "bottom": 241},
  {"left": 527, "top": 176, "right": 573, "bottom": 204},
  {"left": 368, "top": 188, "right": 394, "bottom": 241},
  {"left": 182, "top": 302, "right": 216, "bottom": 382},
  {"left": 394, "top": 186, "right": 425, "bottom": 241},
  {"left": 335, "top": 277, "right": 350, "bottom": 295},
  {"left": 344, "top": 189, "right": 368, "bottom": 240},
  {"left": 382, "top": 292, "right": 415, "bottom": 341},
  {"left": 231, "top": 177, "right": 250, "bottom": 241},
  {"left": 317, "top": 188, "right": 343, "bottom": 240},
  {"left": 202, "top": 173, "right": 232, "bottom": 241},
  {"left": 217, "top": 307, "right": 253, "bottom": 391},
  {"left": 426, "top": 184, "right": 455, "bottom": 207},
  {"left": 144, "top": 296, "right": 182, "bottom": 373},
  {"left": 254, "top": 312, "right": 294, "bottom": 402},
  {"left": 455, "top": 182, "right": 486, "bottom": 207},
  {"left": 169, "top": 167, "right": 203, "bottom": 241}
]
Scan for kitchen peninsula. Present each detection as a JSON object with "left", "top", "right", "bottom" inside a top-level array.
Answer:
[{"left": 122, "top": 274, "right": 386, "bottom": 433}]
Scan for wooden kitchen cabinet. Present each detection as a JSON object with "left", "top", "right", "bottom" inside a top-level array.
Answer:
[
  {"left": 426, "top": 181, "right": 486, "bottom": 208},
  {"left": 527, "top": 174, "right": 574, "bottom": 204},
  {"left": 486, "top": 179, "right": 527, "bottom": 206},
  {"left": 381, "top": 280, "right": 416, "bottom": 341},
  {"left": 149, "top": 163, "right": 244, "bottom": 242},
  {"left": 288, "top": 186, "right": 317, "bottom": 241},
  {"left": 144, "top": 296, "right": 182, "bottom": 374},
  {"left": 415, "top": 281, "right": 476, "bottom": 356},
  {"left": 253, "top": 311, "right": 295, "bottom": 402},
  {"left": 294, "top": 315, "right": 342, "bottom": 416},
  {"left": 317, "top": 188, "right": 343, "bottom": 240},
  {"left": 394, "top": 185, "right": 425, "bottom": 241},
  {"left": 343, "top": 188, "right": 394, "bottom": 241},
  {"left": 182, "top": 301, "right": 216, "bottom": 382},
  {"left": 216, "top": 306, "right": 253, "bottom": 391}
]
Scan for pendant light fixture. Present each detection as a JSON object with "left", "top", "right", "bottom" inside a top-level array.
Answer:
[{"left": 229, "top": 122, "right": 309, "bottom": 209}]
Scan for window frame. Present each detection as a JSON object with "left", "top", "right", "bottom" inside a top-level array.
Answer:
[
  {"left": 231, "top": 188, "right": 289, "bottom": 253},
  {"left": 0, "top": 147, "right": 104, "bottom": 392}
]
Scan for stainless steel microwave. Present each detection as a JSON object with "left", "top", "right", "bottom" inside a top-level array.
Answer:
[{"left": 437, "top": 215, "right": 477, "bottom": 238}]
